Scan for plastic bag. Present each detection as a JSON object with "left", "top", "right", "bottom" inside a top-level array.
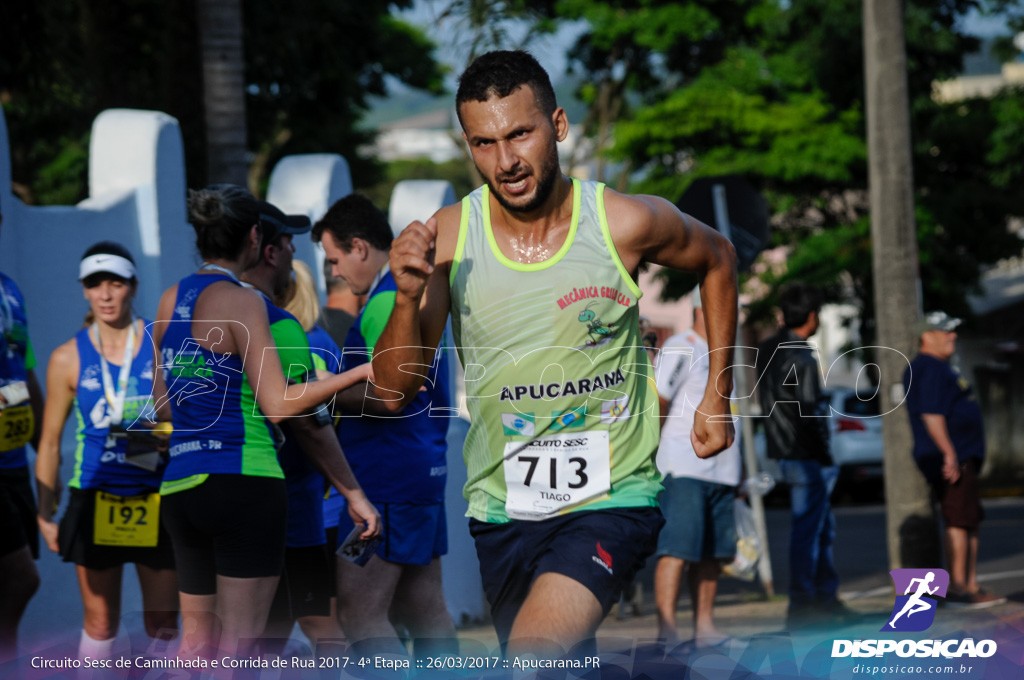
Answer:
[{"left": 722, "top": 498, "right": 761, "bottom": 581}]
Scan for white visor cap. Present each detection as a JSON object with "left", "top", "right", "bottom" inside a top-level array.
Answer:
[{"left": 79, "top": 253, "right": 137, "bottom": 281}]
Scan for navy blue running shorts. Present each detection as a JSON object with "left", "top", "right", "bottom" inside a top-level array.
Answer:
[
  {"left": 469, "top": 507, "right": 663, "bottom": 643},
  {"left": 336, "top": 500, "right": 448, "bottom": 566}
]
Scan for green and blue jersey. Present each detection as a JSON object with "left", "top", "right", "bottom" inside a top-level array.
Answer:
[{"left": 159, "top": 273, "right": 282, "bottom": 494}]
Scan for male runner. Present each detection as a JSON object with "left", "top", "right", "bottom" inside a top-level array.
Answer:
[{"left": 371, "top": 50, "right": 738, "bottom": 655}]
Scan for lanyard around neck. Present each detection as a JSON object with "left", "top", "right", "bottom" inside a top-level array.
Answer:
[
  {"left": 92, "top": 318, "right": 137, "bottom": 427},
  {"left": 368, "top": 265, "right": 389, "bottom": 298},
  {"left": 200, "top": 262, "right": 241, "bottom": 284}
]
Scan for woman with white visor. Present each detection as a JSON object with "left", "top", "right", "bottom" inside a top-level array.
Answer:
[{"left": 36, "top": 242, "right": 178, "bottom": 661}]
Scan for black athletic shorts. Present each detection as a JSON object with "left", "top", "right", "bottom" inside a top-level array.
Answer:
[
  {"left": 268, "top": 544, "right": 332, "bottom": 621},
  {"left": 469, "top": 507, "right": 664, "bottom": 643},
  {"left": 58, "top": 488, "right": 175, "bottom": 571},
  {"left": 161, "top": 474, "right": 287, "bottom": 595},
  {"left": 0, "top": 466, "right": 38, "bottom": 559}
]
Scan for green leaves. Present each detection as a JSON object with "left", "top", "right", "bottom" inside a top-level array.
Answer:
[
  {"left": 1, "top": 0, "right": 446, "bottom": 202},
  {"left": 561, "top": 0, "right": 1023, "bottom": 325},
  {"left": 612, "top": 48, "right": 865, "bottom": 198}
]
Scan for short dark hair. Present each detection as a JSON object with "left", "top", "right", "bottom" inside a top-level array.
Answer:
[
  {"left": 779, "top": 283, "right": 823, "bottom": 329},
  {"left": 312, "top": 193, "right": 393, "bottom": 252},
  {"left": 455, "top": 50, "right": 557, "bottom": 128}
]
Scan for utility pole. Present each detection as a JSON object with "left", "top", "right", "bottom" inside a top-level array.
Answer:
[{"left": 862, "top": 0, "right": 940, "bottom": 568}]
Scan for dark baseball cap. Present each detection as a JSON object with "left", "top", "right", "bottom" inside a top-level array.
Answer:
[{"left": 255, "top": 200, "right": 311, "bottom": 239}]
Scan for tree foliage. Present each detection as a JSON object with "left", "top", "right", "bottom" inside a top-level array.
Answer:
[
  {"left": 560, "top": 0, "right": 1024, "bottom": 329},
  {"left": 0, "top": 0, "right": 444, "bottom": 204}
]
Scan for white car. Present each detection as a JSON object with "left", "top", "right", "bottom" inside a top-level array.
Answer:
[{"left": 827, "top": 387, "right": 883, "bottom": 490}]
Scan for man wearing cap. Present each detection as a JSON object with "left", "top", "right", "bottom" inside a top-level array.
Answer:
[
  {"left": 653, "top": 290, "right": 741, "bottom": 648},
  {"left": 903, "top": 312, "right": 1004, "bottom": 607}
]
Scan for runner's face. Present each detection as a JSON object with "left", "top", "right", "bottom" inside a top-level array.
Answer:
[
  {"left": 460, "top": 86, "right": 567, "bottom": 214},
  {"left": 83, "top": 275, "right": 134, "bottom": 326},
  {"left": 321, "top": 231, "right": 375, "bottom": 295}
]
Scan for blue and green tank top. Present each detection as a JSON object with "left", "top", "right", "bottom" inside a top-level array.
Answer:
[
  {"left": 159, "top": 272, "right": 282, "bottom": 494},
  {"left": 69, "top": 321, "right": 163, "bottom": 495},
  {"left": 338, "top": 269, "right": 451, "bottom": 505}
]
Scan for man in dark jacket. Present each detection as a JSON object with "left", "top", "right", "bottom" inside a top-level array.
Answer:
[{"left": 757, "top": 284, "right": 851, "bottom": 627}]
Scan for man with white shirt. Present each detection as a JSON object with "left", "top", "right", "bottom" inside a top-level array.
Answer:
[{"left": 653, "top": 291, "right": 741, "bottom": 648}]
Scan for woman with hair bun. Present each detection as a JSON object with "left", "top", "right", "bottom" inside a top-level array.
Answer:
[
  {"left": 151, "top": 185, "right": 376, "bottom": 659},
  {"left": 35, "top": 241, "right": 178, "bottom": 662}
]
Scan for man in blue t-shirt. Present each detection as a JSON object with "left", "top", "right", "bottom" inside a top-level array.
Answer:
[
  {"left": 313, "top": 194, "right": 456, "bottom": 656},
  {"left": 903, "top": 311, "right": 1003, "bottom": 608}
]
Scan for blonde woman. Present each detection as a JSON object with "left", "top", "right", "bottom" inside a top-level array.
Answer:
[{"left": 266, "top": 259, "right": 349, "bottom": 645}]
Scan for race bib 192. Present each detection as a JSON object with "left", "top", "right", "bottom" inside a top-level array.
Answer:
[{"left": 93, "top": 492, "right": 160, "bottom": 547}]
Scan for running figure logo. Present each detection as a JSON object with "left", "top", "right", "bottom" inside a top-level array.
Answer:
[{"left": 883, "top": 569, "right": 950, "bottom": 632}]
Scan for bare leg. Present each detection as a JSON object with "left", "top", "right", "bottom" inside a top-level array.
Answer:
[
  {"left": 688, "top": 560, "right": 726, "bottom": 645},
  {"left": 77, "top": 565, "right": 124, "bottom": 643},
  {"left": 944, "top": 527, "right": 969, "bottom": 593},
  {"left": 0, "top": 546, "right": 39, "bottom": 662},
  {"left": 178, "top": 592, "right": 218, "bottom": 660},
  {"left": 506, "top": 572, "right": 603, "bottom": 659},
  {"left": 389, "top": 558, "right": 457, "bottom": 657},
  {"left": 297, "top": 598, "right": 346, "bottom": 647},
  {"left": 215, "top": 574, "right": 280, "bottom": 656},
  {"left": 654, "top": 556, "right": 685, "bottom": 645},
  {"left": 135, "top": 565, "right": 179, "bottom": 643},
  {"left": 336, "top": 554, "right": 404, "bottom": 655},
  {"left": 965, "top": 529, "right": 979, "bottom": 593}
]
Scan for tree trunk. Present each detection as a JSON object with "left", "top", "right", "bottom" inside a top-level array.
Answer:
[
  {"left": 197, "top": 0, "right": 249, "bottom": 187},
  {"left": 863, "top": 0, "right": 941, "bottom": 569}
]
